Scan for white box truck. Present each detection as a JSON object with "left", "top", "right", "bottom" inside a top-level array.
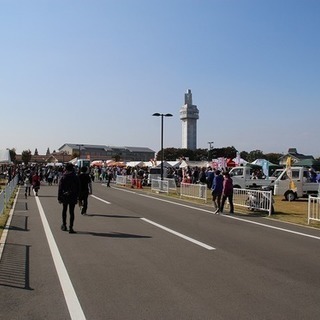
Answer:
[
  {"left": 229, "top": 166, "right": 282, "bottom": 189},
  {"left": 273, "top": 166, "right": 319, "bottom": 201}
]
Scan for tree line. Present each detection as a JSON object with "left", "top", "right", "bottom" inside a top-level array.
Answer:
[
  {"left": 158, "top": 146, "right": 284, "bottom": 164},
  {"left": 7, "top": 146, "right": 319, "bottom": 166}
]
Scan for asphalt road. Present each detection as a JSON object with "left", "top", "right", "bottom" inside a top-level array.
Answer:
[{"left": 1, "top": 182, "right": 320, "bottom": 320}]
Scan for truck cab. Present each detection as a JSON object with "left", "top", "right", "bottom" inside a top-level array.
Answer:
[
  {"left": 273, "top": 167, "right": 319, "bottom": 201},
  {"left": 76, "top": 159, "right": 91, "bottom": 173},
  {"left": 229, "top": 166, "right": 276, "bottom": 189}
]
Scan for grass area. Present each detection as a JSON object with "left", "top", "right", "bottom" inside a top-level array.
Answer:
[
  {"left": 0, "top": 189, "right": 16, "bottom": 238},
  {"left": 270, "top": 196, "right": 320, "bottom": 228}
]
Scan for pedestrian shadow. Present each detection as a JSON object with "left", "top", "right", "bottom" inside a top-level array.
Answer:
[
  {"left": 0, "top": 243, "right": 33, "bottom": 290},
  {"left": 84, "top": 213, "right": 140, "bottom": 219},
  {"left": 76, "top": 231, "right": 152, "bottom": 238}
]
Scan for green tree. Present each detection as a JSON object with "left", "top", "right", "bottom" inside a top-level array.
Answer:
[
  {"left": 193, "top": 148, "right": 208, "bottom": 161},
  {"left": 264, "top": 153, "right": 282, "bottom": 165},
  {"left": 21, "top": 149, "right": 32, "bottom": 165},
  {"left": 162, "top": 148, "right": 180, "bottom": 161},
  {"left": 240, "top": 151, "right": 249, "bottom": 161},
  {"left": 9, "top": 148, "right": 16, "bottom": 163},
  {"left": 34, "top": 148, "right": 38, "bottom": 155},
  {"left": 247, "top": 150, "right": 264, "bottom": 162},
  {"left": 222, "top": 146, "right": 237, "bottom": 159}
]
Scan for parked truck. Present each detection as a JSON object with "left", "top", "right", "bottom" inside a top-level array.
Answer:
[
  {"left": 273, "top": 166, "right": 319, "bottom": 201},
  {"left": 76, "top": 159, "right": 91, "bottom": 173},
  {"left": 229, "top": 166, "right": 282, "bottom": 189}
]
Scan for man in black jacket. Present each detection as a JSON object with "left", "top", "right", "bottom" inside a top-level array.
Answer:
[
  {"left": 58, "top": 163, "right": 80, "bottom": 234},
  {"left": 78, "top": 166, "right": 92, "bottom": 215}
]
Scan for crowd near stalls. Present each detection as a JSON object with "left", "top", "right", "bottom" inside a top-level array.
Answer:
[{"left": 1, "top": 155, "right": 320, "bottom": 193}]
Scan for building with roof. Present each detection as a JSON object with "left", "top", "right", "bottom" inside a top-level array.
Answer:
[
  {"left": 58, "top": 143, "right": 155, "bottom": 162},
  {"left": 279, "top": 148, "right": 314, "bottom": 166}
]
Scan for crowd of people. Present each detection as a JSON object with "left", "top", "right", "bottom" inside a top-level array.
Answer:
[{"left": 8, "top": 160, "right": 320, "bottom": 231}]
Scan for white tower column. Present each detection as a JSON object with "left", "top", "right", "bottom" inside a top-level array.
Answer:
[{"left": 179, "top": 89, "right": 199, "bottom": 150}]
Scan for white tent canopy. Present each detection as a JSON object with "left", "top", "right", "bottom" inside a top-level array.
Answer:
[
  {"left": 125, "top": 161, "right": 145, "bottom": 167},
  {"left": 232, "top": 157, "right": 248, "bottom": 166}
]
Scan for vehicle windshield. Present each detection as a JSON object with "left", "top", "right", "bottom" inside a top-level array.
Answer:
[{"left": 270, "top": 169, "right": 283, "bottom": 179}]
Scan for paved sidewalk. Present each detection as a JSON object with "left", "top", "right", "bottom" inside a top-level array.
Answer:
[{"left": 0, "top": 186, "right": 69, "bottom": 320}]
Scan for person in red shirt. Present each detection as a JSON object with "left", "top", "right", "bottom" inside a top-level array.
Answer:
[
  {"left": 32, "top": 171, "right": 41, "bottom": 196},
  {"left": 220, "top": 172, "right": 234, "bottom": 214}
]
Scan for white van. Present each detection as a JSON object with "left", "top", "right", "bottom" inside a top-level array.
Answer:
[
  {"left": 273, "top": 167, "right": 319, "bottom": 201},
  {"left": 76, "top": 159, "right": 91, "bottom": 173},
  {"left": 229, "top": 166, "right": 280, "bottom": 189}
]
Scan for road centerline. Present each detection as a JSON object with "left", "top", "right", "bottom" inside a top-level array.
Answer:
[
  {"left": 141, "top": 218, "right": 216, "bottom": 250},
  {"left": 90, "top": 194, "right": 111, "bottom": 204}
]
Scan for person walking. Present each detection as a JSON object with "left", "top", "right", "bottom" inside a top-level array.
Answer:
[
  {"left": 106, "top": 169, "right": 113, "bottom": 187},
  {"left": 220, "top": 171, "right": 234, "bottom": 214},
  {"left": 58, "top": 163, "right": 80, "bottom": 233},
  {"left": 212, "top": 170, "right": 223, "bottom": 214},
  {"left": 78, "top": 166, "right": 92, "bottom": 215},
  {"left": 32, "top": 171, "right": 41, "bottom": 196},
  {"left": 24, "top": 170, "right": 32, "bottom": 198}
]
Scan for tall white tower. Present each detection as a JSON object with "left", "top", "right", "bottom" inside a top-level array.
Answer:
[{"left": 179, "top": 89, "right": 199, "bottom": 150}]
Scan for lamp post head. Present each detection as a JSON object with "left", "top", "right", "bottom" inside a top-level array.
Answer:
[{"left": 152, "top": 113, "right": 173, "bottom": 117}]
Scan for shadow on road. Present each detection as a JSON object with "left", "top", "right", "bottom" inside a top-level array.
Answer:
[
  {"left": 0, "top": 243, "right": 33, "bottom": 290},
  {"left": 85, "top": 213, "right": 141, "bottom": 219},
  {"left": 76, "top": 231, "right": 152, "bottom": 238}
]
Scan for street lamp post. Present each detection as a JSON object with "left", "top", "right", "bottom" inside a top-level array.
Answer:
[
  {"left": 76, "top": 144, "right": 84, "bottom": 159},
  {"left": 152, "top": 113, "right": 173, "bottom": 180},
  {"left": 208, "top": 141, "right": 214, "bottom": 162}
]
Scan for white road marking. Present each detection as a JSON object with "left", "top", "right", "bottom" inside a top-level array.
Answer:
[
  {"left": 114, "top": 187, "right": 320, "bottom": 241},
  {"left": 90, "top": 194, "right": 111, "bottom": 204},
  {"left": 141, "top": 218, "right": 216, "bottom": 250},
  {"left": 35, "top": 196, "right": 86, "bottom": 320}
]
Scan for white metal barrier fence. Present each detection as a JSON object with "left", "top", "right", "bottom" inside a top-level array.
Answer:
[
  {"left": 233, "top": 188, "right": 274, "bottom": 216},
  {"left": 0, "top": 175, "right": 19, "bottom": 215},
  {"left": 116, "top": 175, "right": 128, "bottom": 186},
  {"left": 180, "top": 183, "right": 207, "bottom": 203},
  {"left": 151, "top": 179, "right": 169, "bottom": 193},
  {"left": 0, "top": 191, "right": 4, "bottom": 215},
  {"left": 308, "top": 196, "right": 320, "bottom": 224},
  {"left": 163, "top": 178, "right": 177, "bottom": 193}
]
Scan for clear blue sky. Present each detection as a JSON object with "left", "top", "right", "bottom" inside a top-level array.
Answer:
[{"left": 1, "top": 0, "right": 319, "bottom": 157}]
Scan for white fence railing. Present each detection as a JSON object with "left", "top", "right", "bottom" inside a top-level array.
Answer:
[
  {"left": 151, "top": 179, "right": 169, "bottom": 194},
  {"left": 180, "top": 183, "right": 207, "bottom": 203},
  {"left": 163, "top": 178, "right": 177, "bottom": 193},
  {"left": 116, "top": 175, "right": 128, "bottom": 186},
  {"left": 0, "top": 176, "right": 19, "bottom": 215},
  {"left": 0, "top": 191, "right": 4, "bottom": 216},
  {"left": 233, "top": 188, "right": 274, "bottom": 216},
  {"left": 308, "top": 196, "right": 320, "bottom": 224}
]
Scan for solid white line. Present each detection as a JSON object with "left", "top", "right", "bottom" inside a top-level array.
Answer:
[
  {"left": 90, "top": 194, "right": 111, "bottom": 204},
  {"left": 114, "top": 187, "right": 320, "bottom": 241},
  {"left": 35, "top": 196, "right": 86, "bottom": 320},
  {"left": 223, "top": 214, "right": 320, "bottom": 240},
  {"left": 141, "top": 218, "right": 216, "bottom": 250}
]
